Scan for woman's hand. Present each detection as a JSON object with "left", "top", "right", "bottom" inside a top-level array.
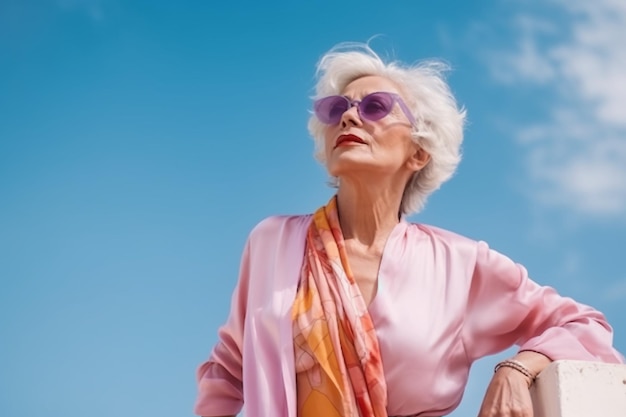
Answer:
[
  {"left": 477, "top": 366, "right": 533, "bottom": 417},
  {"left": 477, "top": 351, "right": 551, "bottom": 417}
]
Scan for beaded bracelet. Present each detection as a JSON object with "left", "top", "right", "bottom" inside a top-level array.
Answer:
[{"left": 494, "top": 359, "right": 535, "bottom": 387}]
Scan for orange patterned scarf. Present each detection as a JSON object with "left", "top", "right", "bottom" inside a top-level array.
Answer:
[{"left": 292, "top": 197, "right": 388, "bottom": 417}]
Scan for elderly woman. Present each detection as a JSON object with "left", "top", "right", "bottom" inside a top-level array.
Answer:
[{"left": 194, "top": 44, "right": 623, "bottom": 417}]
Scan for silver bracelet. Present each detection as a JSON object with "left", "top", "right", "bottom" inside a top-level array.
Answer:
[{"left": 494, "top": 359, "right": 535, "bottom": 386}]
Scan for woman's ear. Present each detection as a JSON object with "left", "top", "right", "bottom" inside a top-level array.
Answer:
[{"left": 407, "top": 145, "right": 431, "bottom": 172}]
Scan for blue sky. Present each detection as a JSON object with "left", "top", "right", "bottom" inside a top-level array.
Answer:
[{"left": 1, "top": 1, "right": 625, "bottom": 416}]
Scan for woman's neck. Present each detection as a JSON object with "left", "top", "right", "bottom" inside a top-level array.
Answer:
[{"left": 335, "top": 181, "right": 404, "bottom": 248}]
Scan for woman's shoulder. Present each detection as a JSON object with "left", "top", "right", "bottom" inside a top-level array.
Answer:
[
  {"left": 406, "top": 222, "right": 487, "bottom": 266},
  {"left": 409, "top": 221, "right": 479, "bottom": 246},
  {"left": 410, "top": 223, "right": 517, "bottom": 268},
  {"left": 248, "top": 214, "right": 313, "bottom": 242},
  {"left": 408, "top": 221, "right": 492, "bottom": 258}
]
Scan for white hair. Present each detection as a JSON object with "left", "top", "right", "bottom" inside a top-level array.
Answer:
[{"left": 308, "top": 43, "right": 466, "bottom": 216}]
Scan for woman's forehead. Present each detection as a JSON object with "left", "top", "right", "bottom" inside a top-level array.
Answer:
[{"left": 341, "top": 75, "right": 404, "bottom": 98}]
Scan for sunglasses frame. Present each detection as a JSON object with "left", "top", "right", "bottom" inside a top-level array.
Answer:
[{"left": 314, "top": 91, "right": 416, "bottom": 126}]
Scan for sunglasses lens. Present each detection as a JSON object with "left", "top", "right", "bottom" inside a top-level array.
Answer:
[
  {"left": 360, "top": 93, "right": 394, "bottom": 121},
  {"left": 314, "top": 93, "right": 399, "bottom": 124},
  {"left": 314, "top": 96, "right": 348, "bottom": 124}
]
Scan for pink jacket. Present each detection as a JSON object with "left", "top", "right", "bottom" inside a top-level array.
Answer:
[{"left": 195, "top": 215, "right": 623, "bottom": 417}]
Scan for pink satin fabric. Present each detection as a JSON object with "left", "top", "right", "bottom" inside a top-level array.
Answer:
[{"left": 195, "top": 215, "right": 624, "bottom": 417}]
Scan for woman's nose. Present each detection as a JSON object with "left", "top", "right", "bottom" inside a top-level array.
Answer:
[{"left": 340, "top": 104, "right": 362, "bottom": 128}]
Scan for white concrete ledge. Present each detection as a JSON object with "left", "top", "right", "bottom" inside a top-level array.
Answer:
[{"left": 530, "top": 360, "right": 626, "bottom": 417}]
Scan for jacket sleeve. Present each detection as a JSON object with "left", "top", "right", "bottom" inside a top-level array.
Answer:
[
  {"left": 462, "top": 241, "right": 624, "bottom": 364},
  {"left": 194, "top": 239, "right": 251, "bottom": 416}
]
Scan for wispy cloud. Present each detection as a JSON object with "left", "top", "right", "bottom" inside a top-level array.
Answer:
[{"left": 483, "top": 0, "right": 626, "bottom": 219}]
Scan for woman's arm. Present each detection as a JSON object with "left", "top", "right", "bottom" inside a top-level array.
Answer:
[
  {"left": 194, "top": 240, "right": 252, "bottom": 417},
  {"left": 463, "top": 241, "right": 623, "bottom": 363},
  {"left": 463, "top": 241, "right": 622, "bottom": 416}
]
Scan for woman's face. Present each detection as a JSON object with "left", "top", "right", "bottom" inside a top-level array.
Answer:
[{"left": 323, "top": 75, "right": 429, "bottom": 182}]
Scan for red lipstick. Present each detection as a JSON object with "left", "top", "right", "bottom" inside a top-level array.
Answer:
[{"left": 335, "top": 134, "right": 366, "bottom": 148}]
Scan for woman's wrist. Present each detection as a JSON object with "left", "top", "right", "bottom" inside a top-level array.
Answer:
[
  {"left": 494, "top": 359, "right": 535, "bottom": 387},
  {"left": 514, "top": 350, "right": 553, "bottom": 377},
  {"left": 494, "top": 351, "right": 552, "bottom": 388}
]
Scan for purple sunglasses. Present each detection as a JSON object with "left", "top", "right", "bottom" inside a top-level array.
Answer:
[{"left": 314, "top": 91, "right": 416, "bottom": 126}]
